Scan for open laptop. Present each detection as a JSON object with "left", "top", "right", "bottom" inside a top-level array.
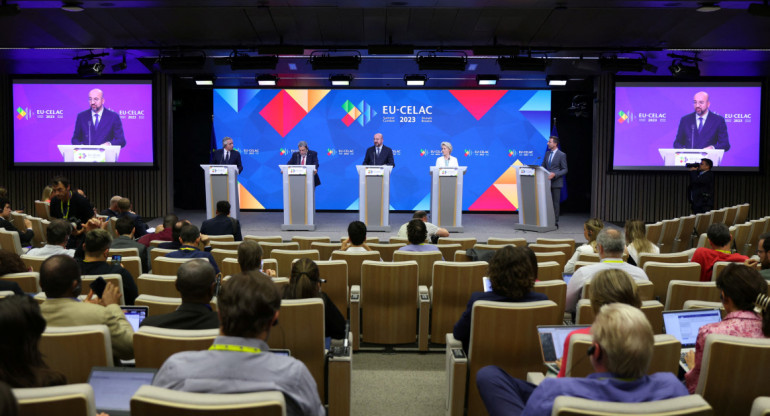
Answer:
[
  {"left": 120, "top": 305, "right": 149, "bottom": 332},
  {"left": 88, "top": 366, "right": 157, "bottom": 416},
  {"left": 537, "top": 325, "right": 591, "bottom": 374},
  {"left": 662, "top": 309, "right": 722, "bottom": 372}
]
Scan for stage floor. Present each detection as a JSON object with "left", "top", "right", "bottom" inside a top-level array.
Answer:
[{"left": 154, "top": 210, "right": 594, "bottom": 244}]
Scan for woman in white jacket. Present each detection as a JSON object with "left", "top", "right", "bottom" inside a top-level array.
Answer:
[{"left": 563, "top": 218, "right": 604, "bottom": 274}]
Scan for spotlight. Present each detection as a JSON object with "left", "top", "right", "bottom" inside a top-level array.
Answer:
[
  {"left": 498, "top": 56, "right": 548, "bottom": 72},
  {"left": 329, "top": 74, "right": 352, "bottom": 86},
  {"left": 599, "top": 55, "right": 646, "bottom": 73},
  {"left": 748, "top": 1, "right": 770, "bottom": 16},
  {"left": 256, "top": 74, "right": 279, "bottom": 86},
  {"left": 696, "top": 2, "right": 721, "bottom": 12},
  {"left": 404, "top": 74, "right": 427, "bottom": 86},
  {"left": 111, "top": 55, "right": 127, "bottom": 72},
  {"left": 61, "top": 1, "right": 84, "bottom": 12},
  {"left": 669, "top": 60, "right": 700, "bottom": 78},
  {"left": 158, "top": 54, "right": 206, "bottom": 70},
  {"left": 546, "top": 76, "right": 568, "bottom": 86},
  {"left": 310, "top": 52, "right": 361, "bottom": 70},
  {"left": 229, "top": 54, "right": 278, "bottom": 70},
  {"left": 416, "top": 52, "right": 467, "bottom": 71},
  {"left": 0, "top": 1, "right": 20, "bottom": 16},
  {"left": 476, "top": 74, "right": 498, "bottom": 86},
  {"left": 77, "top": 59, "right": 104, "bottom": 77},
  {"left": 194, "top": 76, "right": 215, "bottom": 86}
]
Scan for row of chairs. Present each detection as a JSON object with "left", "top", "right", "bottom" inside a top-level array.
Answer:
[{"left": 644, "top": 203, "right": 750, "bottom": 254}]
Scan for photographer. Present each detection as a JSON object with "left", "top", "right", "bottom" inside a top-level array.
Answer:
[
  {"left": 48, "top": 176, "right": 95, "bottom": 248},
  {"left": 687, "top": 158, "right": 715, "bottom": 214}
]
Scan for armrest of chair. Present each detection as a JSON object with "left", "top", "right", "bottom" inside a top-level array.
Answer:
[
  {"left": 350, "top": 285, "right": 360, "bottom": 351},
  {"left": 418, "top": 285, "right": 430, "bottom": 352},
  {"left": 445, "top": 333, "right": 467, "bottom": 416},
  {"left": 327, "top": 332, "right": 352, "bottom": 416},
  {"left": 453, "top": 250, "right": 470, "bottom": 262},
  {"left": 526, "top": 372, "right": 546, "bottom": 385}
]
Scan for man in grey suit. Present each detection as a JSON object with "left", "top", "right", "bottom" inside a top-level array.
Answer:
[{"left": 541, "top": 136, "right": 568, "bottom": 227}]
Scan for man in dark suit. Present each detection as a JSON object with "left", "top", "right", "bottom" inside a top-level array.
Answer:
[
  {"left": 673, "top": 91, "right": 730, "bottom": 151},
  {"left": 115, "top": 197, "right": 148, "bottom": 238},
  {"left": 111, "top": 216, "right": 150, "bottom": 273},
  {"left": 688, "top": 158, "right": 715, "bottom": 214},
  {"left": 362, "top": 132, "right": 395, "bottom": 167},
  {"left": 140, "top": 260, "right": 219, "bottom": 330},
  {"left": 541, "top": 136, "right": 568, "bottom": 227},
  {"left": 200, "top": 200, "right": 242, "bottom": 241},
  {"left": 286, "top": 140, "right": 321, "bottom": 187},
  {"left": 0, "top": 197, "right": 34, "bottom": 247},
  {"left": 71, "top": 88, "right": 126, "bottom": 147},
  {"left": 212, "top": 136, "right": 243, "bottom": 174}
]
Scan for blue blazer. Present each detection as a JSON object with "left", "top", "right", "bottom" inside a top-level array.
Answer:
[
  {"left": 287, "top": 150, "right": 321, "bottom": 187},
  {"left": 71, "top": 108, "right": 126, "bottom": 147},
  {"left": 212, "top": 149, "right": 243, "bottom": 174},
  {"left": 200, "top": 214, "right": 243, "bottom": 241},
  {"left": 362, "top": 145, "right": 395, "bottom": 167},
  {"left": 542, "top": 149, "right": 568, "bottom": 188},
  {"left": 674, "top": 112, "right": 730, "bottom": 151}
]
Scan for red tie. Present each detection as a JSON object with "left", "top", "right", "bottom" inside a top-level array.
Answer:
[{"left": 301, "top": 156, "right": 305, "bottom": 165}]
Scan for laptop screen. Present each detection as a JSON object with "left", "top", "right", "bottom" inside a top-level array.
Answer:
[
  {"left": 121, "top": 306, "right": 148, "bottom": 332},
  {"left": 662, "top": 309, "right": 722, "bottom": 348},
  {"left": 88, "top": 367, "right": 156, "bottom": 415},
  {"left": 537, "top": 325, "right": 591, "bottom": 363}
]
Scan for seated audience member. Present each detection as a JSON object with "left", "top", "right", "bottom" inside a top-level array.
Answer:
[
  {"left": 745, "top": 232, "right": 770, "bottom": 281},
  {"left": 564, "top": 218, "right": 604, "bottom": 274},
  {"left": 99, "top": 195, "right": 122, "bottom": 218},
  {"left": 140, "top": 260, "right": 219, "bottom": 330},
  {"left": 398, "top": 219, "right": 442, "bottom": 256},
  {"left": 138, "top": 214, "right": 178, "bottom": 248},
  {"left": 24, "top": 219, "right": 75, "bottom": 258},
  {"left": 339, "top": 221, "right": 372, "bottom": 253},
  {"left": 41, "top": 186, "right": 53, "bottom": 203},
  {"left": 48, "top": 176, "right": 94, "bottom": 242},
  {"left": 152, "top": 273, "right": 324, "bottom": 416},
  {"left": 557, "top": 269, "right": 641, "bottom": 377},
  {"left": 165, "top": 224, "right": 219, "bottom": 275},
  {"left": 477, "top": 303, "right": 688, "bottom": 416},
  {"left": 77, "top": 229, "right": 138, "bottom": 305},
  {"left": 157, "top": 220, "right": 190, "bottom": 250},
  {"left": 39, "top": 255, "right": 134, "bottom": 360},
  {"left": 200, "top": 200, "right": 242, "bottom": 241},
  {"left": 237, "top": 240, "right": 275, "bottom": 277},
  {"left": 0, "top": 197, "right": 34, "bottom": 247},
  {"left": 396, "top": 210, "right": 449, "bottom": 243},
  {"left": 684, "top": 263, "right": 769, "bottom": 392},
  {"left": 453, "top": 245, "right": 547, "bottom": 352},
  {"left": 0, "top": 187, "right": 6, "bottom": 199},
  {"left": 0, "top": 250, "right": 28, "bottom": 295},
  {"left": 115, "top": 198, "right": 148, "bottom": 238},
  {"left": 0, "top": 295, "right": 66, "bottom": 387},
  {"left": 282, "top": 258, "right": 346, "bottom": 341},
  {"left": 565, "top": 229, "right": 649, "bottom": 313},
  {"left": 111, "top": 216, "right": 150, "bottom": 273},
  {"left": 624, "top": 219, "right": 659, "bottom": 266},
  {"left": 692, "top": 222, "right": 748, "bottom": 282}
]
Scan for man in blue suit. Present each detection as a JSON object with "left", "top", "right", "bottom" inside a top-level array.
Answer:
[
  {"left": 542, "top": 136, "right": 568, "bottom": 227},
  {"left": 287, "top": 140, "right": 321, "bottom": 187},
  {"left": 71, "top": 88, "right": 126, "bottom": 147},
  {"left": 200, "top": 200, "right": 242, "bottom": 241},
  {"left": 212, "top": 136, "right": 243, "bottom": 174},
  {"left": 673, "top": 91, "right": 730, "bottom": 151},
  {"left": 362, "top": 132, "right": 395, "bottom": 167}
]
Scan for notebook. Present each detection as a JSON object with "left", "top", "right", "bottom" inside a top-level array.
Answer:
[
  {"left": 120, "top": 305, "right": 149, "bottom": 332},
  {"left": 662, "top": 308, "right": 722, "bottom": 371},
  {"left": 88, "top": 366, "right": 157, "bottom": 416},
  {"left": 537, "top": 325, "right": 591, "bottom": 373}
]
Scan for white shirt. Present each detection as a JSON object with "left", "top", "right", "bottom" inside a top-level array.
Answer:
[
  {"left": 435, "top": 156, "right": 459, "bottom": 168},
  {"left": 565, "top": 258, "right": 649, "bottom": 313},
  {"left": 563, "top": 243, "right": 596, "bottom": 275}
]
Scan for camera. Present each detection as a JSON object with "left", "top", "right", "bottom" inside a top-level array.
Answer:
[
  {"left": 685, "top": 163, "right": 700, "bottom": 169},
  {"left": 69, "top": 217, "right": 83, "bottom": 230}
]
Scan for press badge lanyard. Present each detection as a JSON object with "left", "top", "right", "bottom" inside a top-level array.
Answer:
[
  {"left": 61, "top": 192, "right": 72, "bottom": 218},
  {"left": 602, "top": 260, "right": 624, "bottom": 264},
  {"left": 209, "top": 344, "right": 262, "bottom": 354}
]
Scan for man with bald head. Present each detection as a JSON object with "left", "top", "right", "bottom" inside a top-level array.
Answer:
[
  {"left": 673, "top": 91, "right": 729, "bottom": 151},
  {"left": 72, "top": 88, "right": 126, "bottom": 147},
  {"left": 564, "top": 228, "right": 650, "bottom": 313},
  {"left": 363, "top": 132, "right": 395, "bottom": 166}
]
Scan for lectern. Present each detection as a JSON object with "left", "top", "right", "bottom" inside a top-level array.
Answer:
[
  {"left": 658, "top": 148, "right": 724, "bottom": 167},
  {"left": 279, "top": 165, "right": 316, "bottom": 231},
  {"left": 200, "top": 165, "right": 240, "bottom": 221},
  {"left": 429, "top": 166, "right": 467, "bottom": 232},
  {"left": 513, "top": 165, "right": 557, "bottom": 232},
  {"left": 356, "top": 165, "right": 392, "bottom": 232},
  {"left": 58, "top": 145, "right": 121, "bottom": 163}
]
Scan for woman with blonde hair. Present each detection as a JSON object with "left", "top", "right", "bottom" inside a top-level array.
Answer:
[
  {"left": 435, "top": 141, "right": 459, "bottom": 167},
  {"left": 564, "top": 218, "right": 604, "bottom": 274},
  {"left": 625, "top": 220, "right": 659, "bottom": 266}
]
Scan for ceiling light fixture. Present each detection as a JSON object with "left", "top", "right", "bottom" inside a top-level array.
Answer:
[
  {"left": 310, "top": 51, "right": 361, "bottom": 70},
  {"left": 498, "top": 55, "right": 548, "bottom": 72},
  {"left": 229, "top": 52, "right": 278, "bottom": 70},
  {"left": 61, "top": 1, "right": 84, "bottom": 12},
  {"left": 256, "top": 74, "right": 279, "bottom": 86},
  {"left": 546, "top": 76, "right": 568, "bottom": 86},
  {"left": 77, "top": 58, "right": 104, "bottom": 77},
  {"left": 416, "top": 51, "right": 467, "bottom": 71},
  {"left": 696, "top": 2, "right": 721, "bottom": 12},
  {"left": 404, "top": 74, "right": 427, "bottom": 86},
  {"left": 476, "top": 74, "right": 498, "bottom": 86},
  {"left": 329, "top": 74, "right": 353, "bottom": 86},
  {"left": 194, "top": 76, "right": 215, "bottom": 86}
]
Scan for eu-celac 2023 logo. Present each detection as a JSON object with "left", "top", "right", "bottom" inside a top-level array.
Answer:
[
  {"left": 16, "top": 107, "right": 30, "bottom": 120},
  {"left": 617, "top": 110, "right": 632, "bottom": 124},
  {"left": 341, "top": 100, "right": 377, "bottom": 127}
]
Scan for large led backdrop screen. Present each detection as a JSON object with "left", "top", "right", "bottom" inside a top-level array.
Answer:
[{"left": 213, "top": 89, "right": 552, "bottom": 211}]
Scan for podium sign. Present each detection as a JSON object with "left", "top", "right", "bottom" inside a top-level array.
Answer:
[
  {"left": 57, "top": 145, "right": 121, "bottom": 163},
  {"left": 200, "top": 164, "right": 240, "bottom": 221},
  {"left": 280, "top": 165, "right": 316, "bottom": 231},
  {"left": 430, "top": 166, "right": 467, "bottom": 232},
  {"left": 356, "top": 165, "right": 392, "bottom": 232},
  {"left": 658, "top": 148, "right": 724, "bottom": 167},
  {"left": 514, "top": 165, "right": 557, "bottom": 232}
]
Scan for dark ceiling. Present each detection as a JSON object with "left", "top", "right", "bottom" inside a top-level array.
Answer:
[{"left": 1, "top": 1, "right": 769, "bottom": 88}]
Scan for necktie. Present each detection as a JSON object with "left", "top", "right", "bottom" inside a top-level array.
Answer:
[
  {"left": 549, "top": 151, "right": 554, "bottom": 168},
  {"left": 698, "top": 117, "right": 703, "bottom": 132},
  {"left": 301, "top": 156, "right": 305, "bottom": 165},
  {"left": 94, "top": 113, "right": 99, "bottom": 129},
  {"left": 225, "top": 151, "right": 229, "bottom": 164},
  {"left": 376, "top": 147, "right": 380, "bottom": 158}
]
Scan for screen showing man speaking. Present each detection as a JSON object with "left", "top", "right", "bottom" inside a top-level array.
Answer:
[{"left": 13, "top": 79, "right": 154, "bottom": 166}]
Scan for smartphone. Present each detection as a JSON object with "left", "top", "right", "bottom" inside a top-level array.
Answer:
[
  {"left": 111, "top": 254, "right": 122, "bottom": 265},
  {"left": 89, "top": 276, "right": 107, "bottom": 298}
]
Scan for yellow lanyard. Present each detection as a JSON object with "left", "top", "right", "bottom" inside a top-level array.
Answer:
[
  {"left": 60, "top": 192, "right": 71, "bottom": 218},
  {"left": 715, "top": 249, "right": 731, "bottom": 255},
  {"left": 208, "top": 344, "right": 262, "bottom": 354}
]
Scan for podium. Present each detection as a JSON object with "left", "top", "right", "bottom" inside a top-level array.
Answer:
[
  {"left": 513, "top": 166, "right": 557, "bottom": 232},
  {"left": 200, "top": 165, "right": 241, "bottom": 221},
  {"left": 58, "top": 145, "right": 121, "bottom": 163},
  {"left": 429, "top": 166, "right": 467, "bottom": 232},
  {"left": 279, "top": 165, "right": 316, "bottom": 231},
  {"left": 658, "top": 148, "right": 725, "bottom": 167},
  {"left": 356, "top": 165, "right": 392, "bottom": 232}
]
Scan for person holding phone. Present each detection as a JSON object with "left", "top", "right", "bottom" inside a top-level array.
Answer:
[{"left": 77, "top": 229, "right": 138, "bottom": 305}]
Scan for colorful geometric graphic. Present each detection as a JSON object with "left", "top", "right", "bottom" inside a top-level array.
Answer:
[
  {"left": 16, "top": 107, "right": 27, "bottom": 120},
  {"left": 259, "top": 90, "right": 330, "bottom": 137},
  {"left": 327, "top": 148, "right": 335, "bottom": 156},
  {"left": 419, "top": 149, "right": 426, "bottom": 156},
  {"left": 449, "top": 90, "right": 507, "bottom": 121},
  {"left": 469, "top": 160, "right": 526, "bottom": 211},
  {"left": 463, "top": 149, "right": 471, "bottom": 157},
  {"left": 238, "top": 183, "right": 264, "bottom": 210},
  {"left": 519, "top": 90, "right": 552, "bottom": 140},
  {"left": 618, "top": 110, "right": 629, "bottom": 123},
  {"left": 279, "top": 148, "right": 288, "bottom": 156},
  {"left": 341, "top": 99, "right": 378, "bottom": 127}
]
